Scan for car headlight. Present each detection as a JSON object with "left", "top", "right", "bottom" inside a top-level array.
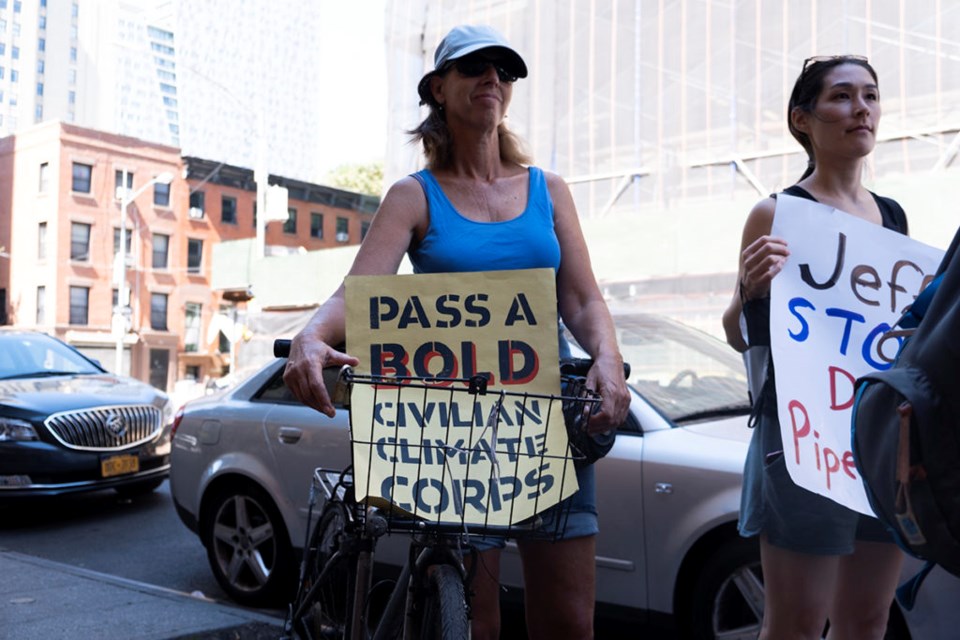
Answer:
[{"left": 0, "top": 417, "right": 39, "bottom": 442}]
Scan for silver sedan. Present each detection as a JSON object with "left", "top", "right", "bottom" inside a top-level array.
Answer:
[{"left": 169, "top": 313, "right": 958, "bottom": 639}]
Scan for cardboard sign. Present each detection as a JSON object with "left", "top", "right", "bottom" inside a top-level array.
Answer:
[
  {"left": 345, "top": 268, "right": 577, "bottom": 527},
  {"left": 770, "top": 195, "right": 944, "bottom": 514}
]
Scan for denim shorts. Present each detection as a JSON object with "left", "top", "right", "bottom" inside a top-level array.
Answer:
[
  {"left": 739, "top": 408, "right": 893, "bottom": 555},
  {"left": 471, "top": 462, "right": 599, "bottom": 551}
]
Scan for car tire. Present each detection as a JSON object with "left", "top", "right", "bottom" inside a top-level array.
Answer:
[
  {"left": 687, "top": 537, "right": 763, "bottom": 640},
  {"left": 201, "top": 481, "right": 294, "bottom": 607},
  {"left": 114, "top": 477, "right": 164, "bottom": 498}
]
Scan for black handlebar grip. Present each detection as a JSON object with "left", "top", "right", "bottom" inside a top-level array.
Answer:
[
  {"left": 273, "top": 339, "right": 292, "bottom": 358},
  {"left": 559, "top": 357, "right": 631, "bottom": 379}
]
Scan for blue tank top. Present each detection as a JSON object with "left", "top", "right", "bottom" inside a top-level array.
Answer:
[{"left": 408, "top": 167, "right": 561, "bottom": 274}]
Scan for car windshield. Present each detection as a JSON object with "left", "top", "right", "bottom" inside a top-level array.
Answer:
[
  {"left": 0, "top": 333, "right": 103, "bottom": 379},
  {"left": 567, "top": 314, "right": 750, "bottom": 424}
]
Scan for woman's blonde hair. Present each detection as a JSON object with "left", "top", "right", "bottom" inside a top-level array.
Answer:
[{"left": 408, "top": 105, "right": 533, "bottom": 170}]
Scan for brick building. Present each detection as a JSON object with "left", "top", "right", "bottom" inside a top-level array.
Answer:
[{"left": 0, "top": 120, "right": 377, "bottom": 391}]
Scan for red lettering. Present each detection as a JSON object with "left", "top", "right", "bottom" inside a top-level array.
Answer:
[
  {"left": 789, "top": 400, "right": 811, "bottom": 465},
  {"left": 842, "top": 451, "right": 858, "bottom": 480},
  {"left": 823, "top": 447, "right": 841, "bottom": 489},
  {"left": 828, "top": 365, "right": 856, "bottom": 410}
]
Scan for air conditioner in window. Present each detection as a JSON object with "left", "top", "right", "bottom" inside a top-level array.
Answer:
[
  {"left": 335, "top": 232, "right": 349, "bottom": 242},
  {"left": 188, "top": 207, "right": 204, "bottom": 219}
]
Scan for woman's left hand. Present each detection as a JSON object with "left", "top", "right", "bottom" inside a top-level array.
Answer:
[{"left": 585, "top": 356, "right": 631, "bottom": 434}]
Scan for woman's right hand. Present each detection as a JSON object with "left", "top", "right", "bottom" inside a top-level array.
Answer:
[
  {"left": 739, "top": 234, "right": 790, "bottom": 302},
  {"left": 282, "top": 331, "right": 359, "bottom": 417}
]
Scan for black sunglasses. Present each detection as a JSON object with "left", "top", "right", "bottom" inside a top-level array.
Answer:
[
  {"left": 801, "top": 54, "right": 869, "bottom": 77},
  {"left": 449, "top": 55, "right": 518, "bottom": 83}
]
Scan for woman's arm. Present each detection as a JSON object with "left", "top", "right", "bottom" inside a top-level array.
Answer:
[
  {"left": 282, "top": 177, "right": 427, "bottom": 416},
  {"left": 721, "top": 197, "right": 789, "bottom": 352},
  {"left": 547, "top": 172, "right": 631, "bottom": 432}
]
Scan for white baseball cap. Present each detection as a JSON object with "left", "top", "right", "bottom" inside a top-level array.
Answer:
[{"left": 417, "top": 24, "right": 528, "bottom": 106}]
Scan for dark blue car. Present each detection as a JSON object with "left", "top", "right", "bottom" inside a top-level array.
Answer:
[{"left": 0, "top": 330, "right": 173, "bottom": 499}]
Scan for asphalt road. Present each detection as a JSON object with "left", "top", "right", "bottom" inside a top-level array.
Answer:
[{"left": 0, "top": 481, "right": 659, "bottom": 639}]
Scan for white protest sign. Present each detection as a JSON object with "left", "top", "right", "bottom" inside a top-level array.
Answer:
[
  {"left": 345, "top": 268, "right": 577, "bottom": 527},
  {"left": 770, "top": 195, "right": 944, "bottom": 514}
]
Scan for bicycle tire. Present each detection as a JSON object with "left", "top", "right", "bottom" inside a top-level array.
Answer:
[
  {"left": 292, "top": 501, "right": 354, "bottom": 640},
  {"left": 416, "top": 564, "right": 470, "bottom": 640}
]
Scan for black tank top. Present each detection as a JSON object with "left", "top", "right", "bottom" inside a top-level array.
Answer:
[{"left": 741, "top": 186, "right": 910, "bottom": 421}]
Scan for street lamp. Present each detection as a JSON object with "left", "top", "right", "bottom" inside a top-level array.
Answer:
[{"left": 113, "top": 171, "right": 174, "bottom": 375}]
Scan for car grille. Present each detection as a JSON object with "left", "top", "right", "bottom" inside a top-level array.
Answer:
[{"left": 44, "top": 405, "right": 164, "bottom": 451}]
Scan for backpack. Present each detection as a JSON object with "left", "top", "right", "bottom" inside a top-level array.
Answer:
[{"left": 851, "top": 226, "right": 960, "bottom": 608}]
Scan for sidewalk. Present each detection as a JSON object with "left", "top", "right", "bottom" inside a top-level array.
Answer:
[{"left": 0, "top": 550, "right": 285, "bottom": 640}]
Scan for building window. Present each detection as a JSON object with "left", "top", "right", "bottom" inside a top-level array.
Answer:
[
  {"left": 184, "top": 302, "right": 201, "bottom": 352},
  {"left": 152, "top": 233, "right": 169, "bottom": 269},
  {"left": 310, "top": 212, "right": 323, "bottom": 239},
  {"left": 114, "top": 169, "right": 133, "bottom": 196},
  {"left": 69, "top": 286, "right": 89, "bottom": 325},
  {"left": 150, "top": 292, "right": 168, "bottom": 330},
  {"left": 71, "top": 162, "right": 92, "bottom": 193},
  {"left": 361, "top": 221, "right": 371, "bottom": 240},
  {"left": 187, "top": 238, "right": 203, "bottom": 274},
  {"left": 35, "top": 82, "right": 42, "bottom": 96},
  {"left": 113, "top": 228, "right": 132, "bottom": 255},
  {"left": 36, "top": 286, "right": 45, "bottom": 325},
  {"left": 185, "top": 365, "right": 200, "bottom": 381},
  {"left": 283, "top": 208, "right": 297, "bottom": 234},
  {"left": 39, "top": 162, "right": 49, "bottom": 193},
  {"left": 336, "top": 216, "right": 349, "bottom": 242},
  {"left": 70, "top": 222, "right": 90, "bottom": 261},
  {"left": 221, "top": 196, "right": 237, "bottom": 224},
  {"left": 149, "top": 349, "right": 169, "bottom": 390},
  {"left": 189, "top": 190, "right": 204, "bottom": 218},
  {"left": 154, "top": 181, "right": 170, "bottom": 207},
  {"left": 37, "top": 222, "right": 46, "bottom": 259},
  {"left": 10, "top": 69, "right": 17, "bottom": 82},
  {"left": 12, "top": 46, "right": 18, "bottom": 59},
  {"left": 37, "top": 60, "right": 44, "bottom": 74},
  {"left": 38, "top": 38, "right": 45, "bottom": 52},
  {"left": 69, "top": 46, "right": 77, "bottom": 62}
]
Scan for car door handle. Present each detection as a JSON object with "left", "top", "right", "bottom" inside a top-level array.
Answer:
[
  {"left": 654, "top": 482, "right": 673, "bottom": 494},
  {"left": 278, "top": 427, "right": 303, "bottom": 444}
]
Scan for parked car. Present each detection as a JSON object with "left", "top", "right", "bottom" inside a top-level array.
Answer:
[
  {"left": 169, "top": 313, "right": 960, "bottom": 638},
  {"left": 0, "top": 329, "right": 174, "bottom": 499}
]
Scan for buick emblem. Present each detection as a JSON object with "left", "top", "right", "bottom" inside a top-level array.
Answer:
[{"left": 104, "top": 413, "right": 127, "bottom": 438}]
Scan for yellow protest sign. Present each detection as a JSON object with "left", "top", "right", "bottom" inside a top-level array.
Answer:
[{"left": 345, "top": 268, "right": 577, "bottom": 527}]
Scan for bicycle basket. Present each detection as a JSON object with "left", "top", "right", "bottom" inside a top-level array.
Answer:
[{"left": 343, "top": 369, "right": 599, "bottom": 539}]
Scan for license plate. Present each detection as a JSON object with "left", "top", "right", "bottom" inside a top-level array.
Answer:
[{"left": 101, "top": 454, "right": 139, "bottom": 478}]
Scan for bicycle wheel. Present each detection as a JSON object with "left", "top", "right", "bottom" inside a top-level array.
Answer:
[
  {"left": 292, "top": 501, "right": 354, "bottom": 640},
  {"left": 416, "top": 564, "right": 470, "bottom": 640}
]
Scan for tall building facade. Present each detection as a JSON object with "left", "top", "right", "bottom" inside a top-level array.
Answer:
[
  {"left": 384, "top": 1, "right": 960, "bottom": 333},
  {"left": 0, "top": 0, "right": 326, "bottom": 184}
]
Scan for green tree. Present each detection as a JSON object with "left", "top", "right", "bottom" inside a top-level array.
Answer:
[{"left": 326, "top": 161, "right": 384, "bottom": 196}]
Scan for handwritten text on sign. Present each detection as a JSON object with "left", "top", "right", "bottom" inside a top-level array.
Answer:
[
  {"left": 770, "top": 195, "right": 943, "bottom": 514},
  {"left": 345, "top": 268, "right": 576, "bottom": 526}
]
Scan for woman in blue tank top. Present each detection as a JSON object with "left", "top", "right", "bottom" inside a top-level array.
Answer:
[{"left": 283, "top": 24, "right": 630, "bottom": 640}]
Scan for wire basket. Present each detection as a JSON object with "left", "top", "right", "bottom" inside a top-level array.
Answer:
[{"left": 340, "top": 368, "right": 600, "bottom": 541}]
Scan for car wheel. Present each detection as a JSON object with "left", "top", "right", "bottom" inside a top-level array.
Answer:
[
  {"left": 114, "top": 477, "right": 164, "bottom": 498},
  {"left": 688, "top": 537, "right": 763, "bottom": 640},
  {"left": 201, "top": 481, "right": 294, "bottom": 607}
]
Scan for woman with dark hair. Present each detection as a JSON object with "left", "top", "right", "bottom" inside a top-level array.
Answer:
[
  {"left": 722, "top": 56, "right": 906, "bottom": 639},
  {"left": 283, "top": 24, "right": 630, "bottom": 640}
]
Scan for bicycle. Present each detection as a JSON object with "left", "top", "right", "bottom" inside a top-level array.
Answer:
[{"left": 274, "top": 338, "right": 606, "bottom": 640}]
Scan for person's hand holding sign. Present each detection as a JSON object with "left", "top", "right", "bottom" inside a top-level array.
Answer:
[{"left": 739, "top": 233, "right": 791, "bottom": 302}]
